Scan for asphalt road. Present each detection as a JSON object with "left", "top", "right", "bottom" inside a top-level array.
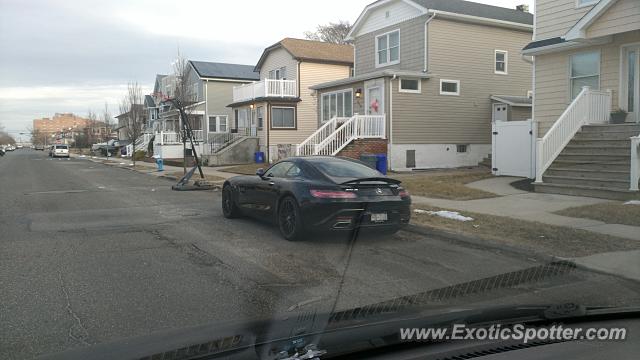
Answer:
[{"left": 1, "top": 150, "right": 639, "bottom": 359}]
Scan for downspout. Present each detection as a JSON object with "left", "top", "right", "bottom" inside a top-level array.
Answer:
[
  {"left": 390, "top": 74, "right": 396, "bottom": 170},
  {"left": 423, "top": 12, "right": 436, "bottom": 73}
]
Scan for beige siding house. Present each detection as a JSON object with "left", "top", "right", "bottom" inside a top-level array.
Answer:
[
  {"left": 524, "top": 0, "right": 640, "bottom": 199},
  {"left": 228, "top": 38, "right": 353, "bottom": 163},
  {"left": 310, "top": 0, "right": 534, "bottom": 171}
]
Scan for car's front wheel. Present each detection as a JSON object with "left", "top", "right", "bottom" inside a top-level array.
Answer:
[
  {"left": 222, "top": 185, "right": 240, "bottom": 219},
  {"left": 278, "top": 196, "right": 305, "bottom": 241}
]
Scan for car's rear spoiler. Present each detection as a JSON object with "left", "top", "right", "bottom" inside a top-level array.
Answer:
[{"left": 340, "top": 177, "right": 401, "bottom": 185}]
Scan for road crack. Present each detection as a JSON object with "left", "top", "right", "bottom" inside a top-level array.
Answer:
[{"left": 58, "top": 271, "right": 91, "bottom": 346}]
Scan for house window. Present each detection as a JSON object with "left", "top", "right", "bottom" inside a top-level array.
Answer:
[
  {"left": 456, "top": 144, "right": 468, "bottom": 153},
  {"left": 375, "top": 30, "right": 400, "bottom": 67},
  {"left": 570, "top": 51, "right": 600, "bottom": 99},
  {"left": 440, "top": 79, "right": 460, "bottom": 96},
  {"left": 268, "top": 67, "right": 286, "bottom": 80},
  {"left": 399, "top": 78, "right": 421, "bottom": 93},
  {"left": 495, "top": 50, "right": 508, "bottom": 74},
  {"left": 208, "top": 115, "right": 228, "bottom": 133},
  {"left": 321, "top": 90, "right": 353, "bottom": 122},
  {"left": 271, "top": 107, "right": 295, "bottom": 128},
  {"left": 257, "top": 107, "right": 264, "bottom": 129}
]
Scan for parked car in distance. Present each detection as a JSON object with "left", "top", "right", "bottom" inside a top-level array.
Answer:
[
  {"left": 51, "top": 144, "right": 70, "bottom": 158},
  {"left": 34, "top": 144, "right": 45, "bottom": 151},
  {"left": 222, "top": 156, "right": 411, "bottom": 241}
]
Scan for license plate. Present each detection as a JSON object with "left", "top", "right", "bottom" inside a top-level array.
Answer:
[{"left": 370, "top": 213, "right": 388, "bottom": 222}]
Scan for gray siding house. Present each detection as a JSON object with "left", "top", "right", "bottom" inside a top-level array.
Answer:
[{"left": 309, "top": 0, "right": 534, "bottom": 171}]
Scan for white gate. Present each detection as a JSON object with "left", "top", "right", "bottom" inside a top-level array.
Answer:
[{"left": 492, "top": 119, "right": 536, "bottom": 178}]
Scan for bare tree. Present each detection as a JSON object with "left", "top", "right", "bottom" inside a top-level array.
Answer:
[
  {"left": 120, "top": 82, "right": 145, "bottom": 166},
  {"left": 86, "top": 109, "right": 98, "bottom": 147},
  {"left": 27, "top": 126, "right": 47, "bottom": 147},
  {"left": 304, "top": 21, "right": 352, "bottom": 44},
  {"left": 170, "top": 53, "right": 199, "bottom": 174},
  {"left": 101, "top": 102, "right": 112, "bottom": 137},
  {"left": 0, "top": 122, "right": 16, "bottom": 145}
]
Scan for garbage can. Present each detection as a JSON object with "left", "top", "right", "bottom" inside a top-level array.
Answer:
[
  {"left": 359, "top": 154, "right": 377, "bottom": 170},
  {"left": 375, "top": 154, "right": 388, "bottom": 175},
  {"left": 156, "top": 158, "right": 164, "bottom": 172},
  {"left": 254, "top": 151, "right": 265, "bottom": 164}
]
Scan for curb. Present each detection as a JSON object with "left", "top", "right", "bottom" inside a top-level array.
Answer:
[{"left": 402, "top": 224, "right": 556, "bottom": 263}]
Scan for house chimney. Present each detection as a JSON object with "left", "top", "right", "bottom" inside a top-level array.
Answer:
[{"left": 516, "top": 4, "right": 530, "bottom": 12}]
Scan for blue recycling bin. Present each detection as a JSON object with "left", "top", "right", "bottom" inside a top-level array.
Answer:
[
  {"left": 375, "top": 154, "right": 388, "bottom": 175},
  {"left": 156, "top": 158, "right": 164, "bottom": 172},
  {"left": 254, "top": 151, "right": 265, "bottom": 164}
]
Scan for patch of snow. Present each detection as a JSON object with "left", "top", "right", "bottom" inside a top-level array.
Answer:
[
  {"left": 413, "top": 209, "right": 474, "bottom": 222},
  {"left": 624, "top": 200, "right": 640, "bottom": 205}
]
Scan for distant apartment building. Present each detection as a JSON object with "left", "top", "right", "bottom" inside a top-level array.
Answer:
[{"left": 33, "top": 113, "right": 90, "bottom": 135}]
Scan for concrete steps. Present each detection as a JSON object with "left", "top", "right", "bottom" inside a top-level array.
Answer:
[
  {"left": 478, "top": 154, "right": 492, "bottom": 168},
  {"left": 536, "top": 123, "right": 640, "bottom": 200}
]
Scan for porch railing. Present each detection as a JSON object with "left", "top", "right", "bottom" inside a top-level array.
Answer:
[
  {"left": 315, "top": 115, "right": 386, "bottom": 156},
  {"left": 232, "top": 79, "right": 297, "bottom": 103},
  {"left": 296, "top": 116, "right": 350, "bottom": 156},
  {"left": 204, "top": 132, "right": 245, "bottom": 154},
  {"left": 156, "top": 131, "right": 181, "bottom": 145},
  {"left": 631, "top": 135, "right": 640, "bottom": 191},
  {"left": 535, "top": 87, "right": 612, "bottom": 182}
]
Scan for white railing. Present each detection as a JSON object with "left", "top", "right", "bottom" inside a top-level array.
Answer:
[
  {"left": 314, "top": 115, "right": 386, "bottom": 156},
  {"left": 631, "top": 135, "right": 640, "bottom": 191},
  {"left": 535, "top": 87, "right": 611, "bottom": 182},
  {"left": 296, "top": 116, "right": 350, "bottom": 156},
  {"left": 232, "top": 79, "right": 297, "bottom": 103},
  {"left": 156, "top": 131, "right": 181, "bottom": 145},
  {"left": 191, "top": 130, "right": 204, "bottom": 142}
]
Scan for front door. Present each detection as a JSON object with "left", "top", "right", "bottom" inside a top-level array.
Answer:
[
  {"left": 624, "top": 46, "right": 640, "bottom": 123},
  {"left": 365, "top": 79, "right": 385, "bottom": 116}
]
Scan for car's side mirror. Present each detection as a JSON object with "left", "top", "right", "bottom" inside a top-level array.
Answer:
[{"left": 256, "top": 168, "right": 265, "bottom": 177}]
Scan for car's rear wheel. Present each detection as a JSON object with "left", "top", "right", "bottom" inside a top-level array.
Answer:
[
  {"left": 278, "top": 196, "right": 304, "bottom": 241},
  {"left": 222, "top": 185, "right": 240, "bottom": 219}
]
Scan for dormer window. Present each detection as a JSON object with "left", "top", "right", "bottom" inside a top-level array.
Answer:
[{"left": 375, "top": 30, "right": 400, "bottom": 67}]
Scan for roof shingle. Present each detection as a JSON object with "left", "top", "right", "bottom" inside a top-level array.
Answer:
[
  {"left": 189, "top": 61, "right": 259, "bottom": 81},
  {"left": 256, "top": 38, "right": 354, "bottom": 71}
]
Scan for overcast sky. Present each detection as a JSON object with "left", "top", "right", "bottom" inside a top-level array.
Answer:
[{"left": 0, "top": 0, "right": 534, "bottom": 137}]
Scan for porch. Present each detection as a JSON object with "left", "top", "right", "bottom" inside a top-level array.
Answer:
[{"left": 232, "top": 79, "right": 297, "bottom": 103}]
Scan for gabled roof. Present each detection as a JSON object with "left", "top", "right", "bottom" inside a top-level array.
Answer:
[
  {"left": 153, "top": 74, "right": 167, "bottom": 94},
  {"left": 347, "top": 0, "right": 533, "bottom": 40},
  {"left": 189, "top": 61, "right": 259, "bottom": 81},
  {"left": 254, "top": 38, "right": 354, "bottom": 71},
  {"left": 565, "top": 0, "right": 619, "bottom": 40},
  {"left": 144, "top": 95, "right": 156, "bottom": 108}
]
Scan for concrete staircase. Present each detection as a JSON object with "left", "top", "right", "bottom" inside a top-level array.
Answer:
[{"left": 535, "top": 124, "right": 640, "bottom": 200}]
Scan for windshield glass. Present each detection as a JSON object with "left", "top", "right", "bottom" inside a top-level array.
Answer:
[
  {"left": 310, "top": 158, "right": 381, "bottom": 178},
  {"left": 2, "top": 1, "right": 639, "bottom": 359}
]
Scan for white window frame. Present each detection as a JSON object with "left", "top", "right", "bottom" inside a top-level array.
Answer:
[
  {"left": 321, "top": 89, "right": 354, "bottom": 122},
  {"left": 256, "top": 106, "right": 264, "bottom": 130},
  {"left": 440, "top": 79, "right": 460, "bottom": 96},
  {"left": 399, "top": 78, "right": 421, "bottom": 93},
  {"left": 569, "top": 50, "right": 601, "bottom": 100},
  {"left": 271, "top": 106, "right": 296, "bottom": 129},
  {"left": 375, "top": 29, "right": 400, "bottom": 68},
  {"left": 576, "top": 0, "right": 598, "bottom": 9},
  {"left": 495, "top": 50, "right": 508, "bottom": 75},
  {"left": 208, "top": 115, "right": 228, "bottom": 133}
]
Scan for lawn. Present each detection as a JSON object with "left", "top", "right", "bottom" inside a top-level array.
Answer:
[
  {"left": 219, "top": 163, "right": 266, "bottom": 175},
  {"left": 555, "top": 202, "right": 640, "bottom": 227},
  {"left": 394, "top": 170, "right": 496, "bottom": 200},
  {"left": 410, "top": 205, "right": 640, "bottom": 258}
]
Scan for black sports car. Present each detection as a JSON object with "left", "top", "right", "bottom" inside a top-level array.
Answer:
[{"left": 222, "top": 156, "right": 411, "bottom": 240}]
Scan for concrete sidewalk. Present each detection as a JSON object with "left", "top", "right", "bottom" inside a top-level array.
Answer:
[
  {"left": 72, "top": 154, "right": 237, "bottom": 181},
  {"left": 411, "top": 176, "right": 640, "bottom": 241}
]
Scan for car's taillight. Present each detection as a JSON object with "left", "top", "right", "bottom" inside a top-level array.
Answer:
[
  {"left": 310, "top": 189, "right": 357, "bottom": 199},
  {"left": 398, "top": 188, "right": 410, "bottom": 198}
]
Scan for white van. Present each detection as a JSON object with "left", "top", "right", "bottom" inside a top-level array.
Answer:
[{"left": 51, "top": 144, "right": 70, "bottom": 158}]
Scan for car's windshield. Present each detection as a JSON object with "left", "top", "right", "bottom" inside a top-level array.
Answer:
[{"left": 2, "top": 1, "right": 639, "bottom": 359}]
